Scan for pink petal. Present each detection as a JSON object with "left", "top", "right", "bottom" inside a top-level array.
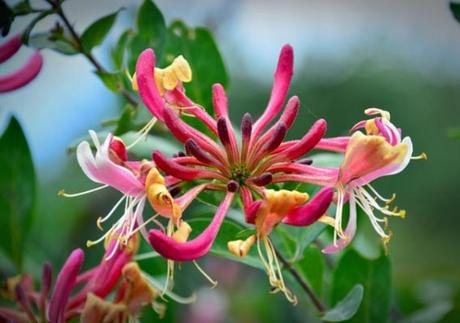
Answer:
[
  {"left": 212, "top": 83, "right": 229, "bottom": 118},
  {"left": 280, "top": 119, "right": 327, "bottom": 160},
  {"left": 241, "top": 187, "right": 260, "bottom": 224},
  {"left": 270, "top": 163, "right": 339, "bottom": 187},
  {"left": 0, "top": 34, "right": 22, "bottom": 63},
  {"left": 136, "top": 49, "right": 165, "bottom": 121},
  {"left": 322, "top": 196, "right": 357, "bottom": 254},
  {"left": 48, "top": 249, "right": 84, "bottom": 323},
  {"left": 0, "top": 52, "right": 43, "bottom": 93},
  {"left": 283, "top": 188, "right": 333, "bottom": 226},
  {"left": 153, "top": 151, "right": 223, "bottom": 181},
  {"left": 252, "top": 44, "right": 294, "bottom": 139},
  {"left": 315, "top": 136, "right": 349, "bottom": 152},
  {"left": 175, "top": 184, "right": 207, "bottom": 210},
  {"left": 148, "top": 192, "right": 234, "bottom": 261},
  {"left": 76, "top": 134, "right": 144, "bottom": 196}
]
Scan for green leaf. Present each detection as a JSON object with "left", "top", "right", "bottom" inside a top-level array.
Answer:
[
  {"left": 295, "top": 245, "right": 325, "bottom": 296},
  {"left": 94, "top": 70, "right": 122, "bottom": 93},
  {"left": 80, "top": 10, "right": 121, "bottom": 53},
  {"left": 0, "top": 117, "right": 36, "bottom": 270},
  {"left": 114, "top": 104, "right": 137, "bottom": 135},
  {"left": 450, "top": 2, "right": 460, "bottom": 24},
  {"left": 28, "top": 32, "right": 78, "bottom": 55},
  {"left": 187, "top": 217, "right": 262, "bottom": 269},
  {"left": 128, "top": 0, "right": 166, "bottom": 71},
  {"left": 162, "top": 20, "right": 228, "bottom": 114},
  {"left": 0, "top": 0, "right": 14, "bottom": 36},
  {"left": 323, "top": 285, "right": 364, "bottom": 322},
  {"left": 331, "top": 249, "right": 391, "bottom": 323},
  {"left": 112, "top": 29, "right": 134, "bottom": 69}
]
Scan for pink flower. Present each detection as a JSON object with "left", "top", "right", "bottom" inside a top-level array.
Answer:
[
  {"left": 136, "top": 45, "right": 337, "bottom": 302},
  {"left": 0, "top": 34, "right": 43, "bottom": 93}
]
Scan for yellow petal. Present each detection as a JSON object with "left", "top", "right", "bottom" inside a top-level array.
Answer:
[{"left": 172, "top": 55, "right": 192, "bottom": 82}]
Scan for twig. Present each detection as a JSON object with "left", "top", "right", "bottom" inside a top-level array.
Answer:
[
  {"left": 45, "top": 0, "right": 138, "bottom": 106},
  {"left": 274, "top": 247, "right": 326, "bottom": 314}
]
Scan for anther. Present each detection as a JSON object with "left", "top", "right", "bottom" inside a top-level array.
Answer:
[
  {"left": 411, "top": 152, "right": 427, "bottom": 160},
  {"left": 227, "top": 180, "right": 239, "bottom": 192},
  {"left": 251, "top": 173, "right": 273, "bottom": 186}
]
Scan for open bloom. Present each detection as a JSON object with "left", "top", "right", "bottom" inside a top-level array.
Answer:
[
  {"left": 0, "top": 34, "right": 43, "bottom": 93},
  {"left": 135, "top": 44, "right": 338, "bottom": 301}
]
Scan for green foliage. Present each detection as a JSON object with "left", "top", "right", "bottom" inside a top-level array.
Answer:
[
  {"left": 323, "top": 285, "right": 364, "bottom": 322},
  {"left": 295, "top": 245, "right": 325, "bottom": 296},
  {"left": 0, "top": 117, "right": 36, "bottom": 270},
  {"left": 28, "top": 31, "right": 78, "bottom": 55},
  {"left": 127, "top": 0, "right": 166, "bottom": 72},
  {"left": 80, "top": 10, "right": 121, "bottom": 53},
  {"left": 112, "top": 29, "right": 133, "bottom": 70},
  {"left": 162, "top": 20, "right": 229, "bottom": 113},
  {"left": 450, "top": 2, "right": 460, "bottom": 24},
  {"left": 331, "top": 249, "right": 391, "bottom": 323},
  {"left": 0, "top": 0, "right": 14, "bottom": 36},
  {"left": 94, "top": 70, "right": 123, "bottom": 93}
]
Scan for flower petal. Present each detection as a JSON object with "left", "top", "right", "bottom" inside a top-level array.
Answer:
[
  {"left": 252, "top": 44, "right": 294, "bottom": 139},
  {"left": 136, "top": 49, "right": 165, "bottom": 121},
  {"left": 48, "top": 249, "right": 84, "bottom": 323},
  {"left": 0, "top": 34, "right": 21, "bottom": 63},
  {"left": 148, "top": 192, "right": 234, "bottom": 261},
  {"left": 322, "top": 196, "right": 357, "bottom": 254},
  {"left": 0, "top": 52, "right": 43, "bottom": 93},
  {"left": 283, "top": 187, "right": 334, "bottom": 226}
]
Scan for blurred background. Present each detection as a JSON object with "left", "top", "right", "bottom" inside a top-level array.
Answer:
[{"left": 1, "top": 0, "right": 460, "bottom": 321}]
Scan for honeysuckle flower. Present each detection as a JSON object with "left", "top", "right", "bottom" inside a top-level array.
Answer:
[
  {"left": 0, "top": 34, "right": 43, "bottom": 93},
  {"left": 136, "top": 44, "right": 337, "bottom": 302}
]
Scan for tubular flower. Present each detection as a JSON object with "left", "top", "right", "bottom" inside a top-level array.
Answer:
[
  {"left": 319, "top": 108, "right": 427, "bottom": 253},
  {"left": 136, "top": 45, "right": 337, "bottom": 302},
  {"left": 0, "top": 234, "right": 165, "bottom": 322},
  {"left": 0, "top": 34, "right": 43, "bottom": 93}
]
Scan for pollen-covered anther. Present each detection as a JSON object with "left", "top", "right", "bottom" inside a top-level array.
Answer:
[
  {"left": 172, "top": 221, "right": 192, "bottom": 243},
  {"left": 411, "top": 152, "right": 428, "bottom": 160},
  {"left": 227, "top": 180, "right": 239, "bottom": 192},
  {"left": 227, "top": 235, "right": 256, "bottom": 258}
]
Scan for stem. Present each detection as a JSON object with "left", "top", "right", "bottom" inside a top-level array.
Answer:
[
  {"left": 274, "top": 247, "right": 326, "bottom": 313},
  {"left": 46, "top": 0, "right": 138, "bottom": 106}
]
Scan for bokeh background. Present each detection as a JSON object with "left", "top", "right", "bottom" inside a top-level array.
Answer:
[{"left": 1, "top": 0, "right": 460, "bottom": 322}]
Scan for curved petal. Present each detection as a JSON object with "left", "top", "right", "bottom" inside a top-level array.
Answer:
[
  {"left": 280, "top": 119, "right": 327, "bottom": 160},
  {"left": 76, "top": 133, "right": 144, "bottom": 196},
  {"left": 322, "top": 196, "right": 357, "bottom": 254},
  {"left": 0, "top": 34, "right": 21, "bottom": 63},
  {"left": 252, "top": 44, "right": 294, "bottom": 139},
  {"left": 283, "top": 187, "right": 334, "bottom": 226},
  {"left": 241, "top": 187, "right": 261, "bottom": 224},
  {"left": 48, "top": 249, "right": 84, "bottom": 323},
  {"left": 0, "top": 52, "right": 43, "bottom": 93},
  {"left": 315, "top": 136, "right": 349, "bottom": 153},
  {"left": 148, "top": 192, "right": 234, "bottom": 261},
  {"left": 136, "top": 49, "right": 165, "bottom": 121}
]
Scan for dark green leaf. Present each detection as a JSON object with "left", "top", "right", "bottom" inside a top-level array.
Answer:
[
  {"left": 12, "top": 1, "right": 32, "bottom": 16},
  {"left": 162, "top": 20, "right": 228, "bottom": 114},
  {"left": 28, "top": 32, "right": 78, "bottom": 55},
  {"left": 295, "top": 245, "right": 325, "bottom": 296},
  {"left": 127, "top": 0, "right": 166, "bottom": 71},
  {"left": 112, "top": 29, "right": 134, "bottom": 69},
  {"left": 450, "top": 2, "right": 460, "bottom": 24},
  {"left": 94, "top": 70, "right": 122, "bottom": 93},
  {"left": 81, "top": 10, "right": 121, "bottom": 52},
  {"left": 187, "top": 217, "right": 262, "bottom": 269},
  {"left": 114, "top": 104, "right": 137, "bottom": 135},
  {"left": 323, "top": 285, "right": 364, "bottom": 322},
  {"left": 331, "top": 249, "right": 391, "bottom": 323},
  {"left": 0, "top": 117, "right": 36, "bottom": 270},
  {"left": 0, "top": 0, "right": 14, "bottom": 36}
]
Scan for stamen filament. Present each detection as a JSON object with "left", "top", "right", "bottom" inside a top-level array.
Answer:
[
  {"left": 193, "top": 260, "right": 218, "bottom": 288},
  {"left": 58, "top": 185, "right": 108, "bottom": 198}
]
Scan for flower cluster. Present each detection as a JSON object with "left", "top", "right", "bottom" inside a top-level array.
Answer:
[
  {"left": 0, "top": 234, "right": 165, "bottom": 322},
  {"left": 64, "top": 44, "right": 423, "bottom": 305}
]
